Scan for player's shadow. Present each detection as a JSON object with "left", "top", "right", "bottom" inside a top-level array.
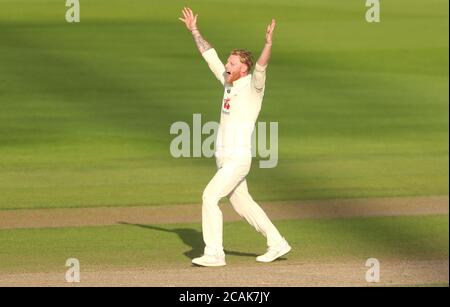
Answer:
[{"left": 117, "top": 222, "right": 259, "bottom": 260}]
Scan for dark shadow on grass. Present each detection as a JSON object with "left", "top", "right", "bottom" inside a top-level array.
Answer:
[{"left": 118, "top": 222, "right": 259, "bottom": 260}]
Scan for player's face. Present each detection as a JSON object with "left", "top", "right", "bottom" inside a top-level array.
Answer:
[{"left": 225, "top": 54, "right": 248, "bottom": 84}]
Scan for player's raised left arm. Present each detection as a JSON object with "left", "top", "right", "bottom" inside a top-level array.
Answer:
[
  {"left": 252, "top": 19, "right": 275, "bottom": 93},
  {"left": 257, "top": 19, "right": 275, "bottom": 67}
]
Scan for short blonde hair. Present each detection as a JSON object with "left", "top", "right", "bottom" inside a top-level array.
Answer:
[{"left": 230, "top": 49, "right": 254, "bottom": 72}]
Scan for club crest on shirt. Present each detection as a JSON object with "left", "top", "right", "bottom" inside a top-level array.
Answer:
[{"left": 222, "top": 98, "right": 231, "bottom": 115}]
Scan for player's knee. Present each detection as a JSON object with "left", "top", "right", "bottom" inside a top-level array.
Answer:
[
  {"left": 230, "top": 200, "right": 246, "bottom": 217},
  {"left": 202, "top": 188, "right": 218, "bottom": 207}
]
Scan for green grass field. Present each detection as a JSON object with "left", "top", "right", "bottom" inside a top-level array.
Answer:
[
  {"left": 0, "top": 0, "right": 448, "bottom": 210},
  {"left": 0, "top": 215, "right": 448, "bottom": 274},
  {"left": 0, "top": 1, "right": 448, "bottom": 286}
]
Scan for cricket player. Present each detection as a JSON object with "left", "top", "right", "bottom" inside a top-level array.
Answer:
[{"left": 179, "top": 7, "right": 291, "bottom": 267}]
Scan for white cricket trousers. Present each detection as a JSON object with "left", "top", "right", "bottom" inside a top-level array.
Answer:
[{"left": 202, "top": 156, "right": 284, "bottom": 256}]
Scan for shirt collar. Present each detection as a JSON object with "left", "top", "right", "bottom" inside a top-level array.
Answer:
[{"left": 232, "top": 74, "right": 251, "bottom": 87}]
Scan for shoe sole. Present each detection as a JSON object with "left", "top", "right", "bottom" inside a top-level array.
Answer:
[
  {"left": 256, "top": 245, "right": 292, "bottom": 263},
  {"left": 192, "top": 260, "right": 226, "bottom": 267}
]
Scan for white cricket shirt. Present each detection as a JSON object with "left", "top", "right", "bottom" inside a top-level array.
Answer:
[{"left": 202, "top": 48, "right": 268, "bottom": 160}]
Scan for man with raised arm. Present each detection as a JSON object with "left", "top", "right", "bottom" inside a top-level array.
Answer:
[{"left": 179, "top": 7, "right": 291, "bottom": 267}]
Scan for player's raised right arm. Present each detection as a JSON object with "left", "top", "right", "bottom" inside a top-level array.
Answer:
[
  {"left": 179, "top": 7, "right": 226, "bottom": 85},
  {"left": 179, "top": 7, "right": 212, "bottom": 54}
]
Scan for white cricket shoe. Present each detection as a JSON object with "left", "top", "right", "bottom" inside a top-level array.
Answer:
[
  {"left": 192, "top": 254, "right": 226, "bottom": 267},
  {"left": 256, "top": 238, "right": 292, "bottom": 263}
]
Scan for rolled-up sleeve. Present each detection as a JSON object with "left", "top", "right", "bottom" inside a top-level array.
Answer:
[
  {"left": 202, "top": 48, "right": 226, "bottom": 86},
  {"left": 251, "top": 63, "right": 267, "bottom": 94}
]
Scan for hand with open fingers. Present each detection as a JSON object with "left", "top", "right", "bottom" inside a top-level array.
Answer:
[
  {"left": 265, "top": 19, "right": 276, "bottom": 45},
  {"left": 178, "top": 7, "right": 198, "bottom": 32}
]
